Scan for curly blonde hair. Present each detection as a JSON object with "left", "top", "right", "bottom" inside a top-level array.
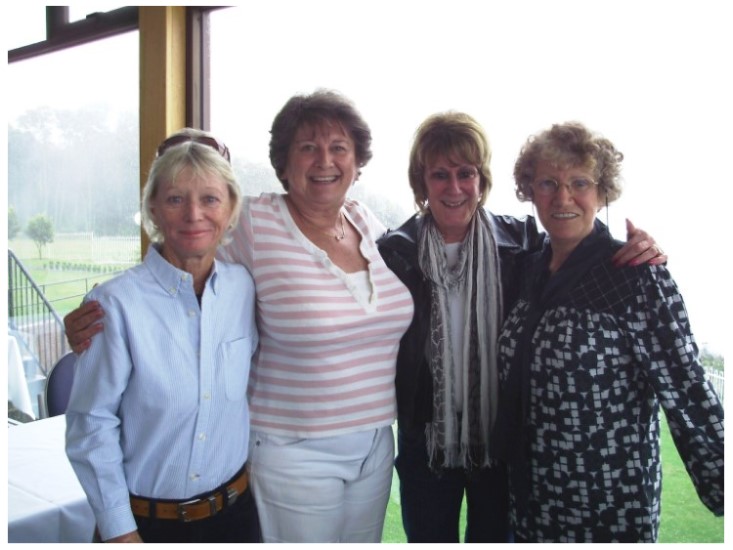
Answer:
[{"left": 513, "top": 122, "right": 623, "bottom": 204}]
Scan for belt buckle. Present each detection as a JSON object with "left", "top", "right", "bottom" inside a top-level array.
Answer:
[
  {"left": 176, "top": 478, "right": 241, "bottom": 522},
  {"left": 227, "top": 486, "right": 239, "bottom": 506},
  {"left": 176, "top": 497, "right": 203, "bottom": 523}
]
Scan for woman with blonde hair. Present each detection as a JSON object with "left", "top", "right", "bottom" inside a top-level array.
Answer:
[{"left": 66, "top": 129, "right": 260, "bottom": 543}]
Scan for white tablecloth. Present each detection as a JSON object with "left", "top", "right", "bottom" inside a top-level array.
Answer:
[
  {"left": 7, "top": 415, "right": 95, "bottom": 543},
  {"left": 7, "top": 332, "right": 35, "bottom": 419}
]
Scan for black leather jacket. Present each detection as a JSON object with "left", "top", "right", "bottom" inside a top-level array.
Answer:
[{"left": 377, "top": 211, "right": 543, "bottom": 431}]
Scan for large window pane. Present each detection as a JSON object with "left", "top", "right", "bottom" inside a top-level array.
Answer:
[
  {"left": 7, "top": 32, "right": 140, "bottom": 420},
  {"left": 5, "top": 5, "right": 47, "bottom": 49},
  {"left": 208, "top": 1, "right": 730, "bottom": 359}
]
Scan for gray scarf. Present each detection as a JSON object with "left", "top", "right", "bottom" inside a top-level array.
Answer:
[{"left": 417, "top": 208, "right": 502, "bottom": 471}]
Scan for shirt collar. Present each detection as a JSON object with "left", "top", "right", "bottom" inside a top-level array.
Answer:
[{"left": 144, "top": 244, "right": 220, "bottom": 297}]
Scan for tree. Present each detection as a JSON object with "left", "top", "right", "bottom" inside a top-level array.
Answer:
[
  {"left": 8, "top": 206, "right": 21, "bottom": 239},
  {"left": 701, "top": 348, "right": 724, "bottom": 372},
  {"left": 26, "top": 213, "right": 54, "bottom": 258},
  {"left": 9, "top": 106, "right": 140, "bottom": 237}
]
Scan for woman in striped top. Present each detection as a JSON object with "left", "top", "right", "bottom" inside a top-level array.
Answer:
[
  {"left": 219, "top": 90, "right": 413, "bottom": 542},
  {"left": 65, "top": 90, "right": 414, "bottom": 543}
]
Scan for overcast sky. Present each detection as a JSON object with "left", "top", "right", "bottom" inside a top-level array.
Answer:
[
  {"left": 6, "top": 1, "right": 731, "bottom": 355},
  {"left": 208, "top": 1, "right": 731, "bottom": 355}
]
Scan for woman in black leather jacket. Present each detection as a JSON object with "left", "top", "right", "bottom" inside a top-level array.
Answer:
[{"left": 377, "top": 112, "right": 663, "bottom": 543}]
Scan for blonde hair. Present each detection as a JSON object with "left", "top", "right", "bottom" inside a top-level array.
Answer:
[
  {"left": 408, "top": 112, "right": 492, "bottom": 213},
  {"left": 513, "top": 121, "right": 623, "bottom": 204},
  {"left": 141, "top": 128, "right": 242, "bottom": 245}
]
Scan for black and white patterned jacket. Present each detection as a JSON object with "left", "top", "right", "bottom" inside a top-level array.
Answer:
[{"left": 495, "top": 221, "right": 724, "bottom": 542}]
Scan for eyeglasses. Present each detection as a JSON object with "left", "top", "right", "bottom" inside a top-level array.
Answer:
[
  {"left": 530, "top": 177, "right": 596, "bottom": 197},
  {"left": 427, "top": 167, "right": 479, "bottom": 182},
  {"left": 156, "top": 134, "right": 231, "bottom": 163}
]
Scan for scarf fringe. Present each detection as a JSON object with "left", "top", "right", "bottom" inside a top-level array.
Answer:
[{"left": 425, "top": 423, "right": 493, "bottom": 471}]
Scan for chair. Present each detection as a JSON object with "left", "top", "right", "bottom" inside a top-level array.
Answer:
[{"left": 44, "top": 352, "right": 77, "bottom": 417}]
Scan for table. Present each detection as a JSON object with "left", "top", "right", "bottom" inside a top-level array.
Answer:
[
  {"left": 7, "top": 331, "right": 35, "bottom": 420},
  {"left": 7, "top": 415, "right": 95, "bottom": 542}
]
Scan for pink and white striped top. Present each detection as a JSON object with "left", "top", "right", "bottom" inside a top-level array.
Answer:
[{"left": 219, "top": 193, "right": 414, "bottom": 438}]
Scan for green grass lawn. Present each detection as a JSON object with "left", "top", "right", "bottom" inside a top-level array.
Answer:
[
  {"left": 382, "top": 416, "right": 723, "bottom": 543},
  {"left": 10, "top": 236, "right": 137, "bottom": 316},
  {"left": 10, "top": 235, "right": 140, "bottom": 264},
  {"left": 657, "top": 416, "right": 724, "bottom": 542},
  {"left": 11, "top": 262, "right": 125, "bottom": 316}
]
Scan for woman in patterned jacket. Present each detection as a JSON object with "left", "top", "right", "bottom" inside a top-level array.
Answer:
[{"left": 493, "top": 121, "right": 724, "bottom": 542}]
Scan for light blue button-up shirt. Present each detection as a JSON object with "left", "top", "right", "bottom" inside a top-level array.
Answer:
[{"left": 66, "top": 245, "right": 257, "bottom": 541}]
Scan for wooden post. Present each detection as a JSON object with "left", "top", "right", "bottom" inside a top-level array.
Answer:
[{"left": 137, "top": 6, "right": 187, "bottom": 256}]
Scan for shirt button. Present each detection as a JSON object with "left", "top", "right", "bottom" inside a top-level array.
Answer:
[
  {"left": 203, "top": 392, "right": 211, "bottom": 400},
  {"left": 190, "top": 473, "right": 199, "bottom": 481},
  {"left": 198, "top": 433, "right": 206, "bottom": 441},
  {"left": 188, "top": 310, "right": 196, "bottom": 317}
]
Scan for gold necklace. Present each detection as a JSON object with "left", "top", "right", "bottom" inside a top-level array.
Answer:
[
  {"left": 335, "top": 213, "right": 346, "bottom": 241},
  {"left": 288, "top": 196, "right": 346, "bottom": 242}
]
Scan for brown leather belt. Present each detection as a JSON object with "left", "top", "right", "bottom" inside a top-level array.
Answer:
[{"left": 129, "top": 467, "right": 248, "bottom": 522}]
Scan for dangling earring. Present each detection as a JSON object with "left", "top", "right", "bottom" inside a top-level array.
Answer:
[
  {"left": 531, "top": 202, "right": 542, "bottom": 232},
  {"left": 605, "top": 195, "right": 609, "bottom": 228}
]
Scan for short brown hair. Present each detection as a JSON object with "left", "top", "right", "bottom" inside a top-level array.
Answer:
[{"left": 269, "top": 89, "right": 373, "bottom": 190}]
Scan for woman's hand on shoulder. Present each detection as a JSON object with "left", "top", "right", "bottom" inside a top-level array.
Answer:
[
  {"left": 64, "top": 300, "right": 105, "bottom": 354},
  {"left": 612, "top": 218, "right": 667, "bottom": 267}
]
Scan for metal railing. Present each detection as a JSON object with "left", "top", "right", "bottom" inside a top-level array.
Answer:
[
  {"left": 7, "top": 249, "right": 68, "bottom": 375},
  {"left": 704, "top": 368, "right": 724, "bottom": 407}
]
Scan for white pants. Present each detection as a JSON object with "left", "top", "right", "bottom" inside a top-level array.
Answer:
[{"left": 248, "top": 426, "right": 394, "bottom": 543}]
